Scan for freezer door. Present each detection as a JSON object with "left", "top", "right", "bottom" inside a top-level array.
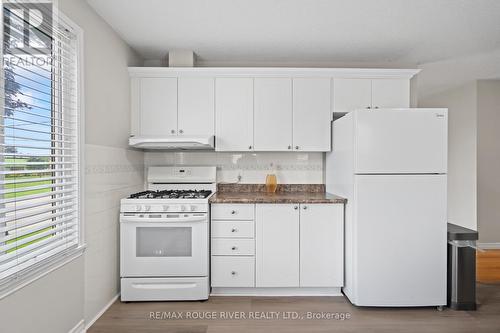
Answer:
[
  {"left": 353, "top": 174, "right": 447, "bottom": 306},
  {"left": 354, "top": 109, "right": 447, "bottom": 174}
]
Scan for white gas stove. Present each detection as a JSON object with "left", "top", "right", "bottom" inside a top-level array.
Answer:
[{"left": 120, "top": 166, "right": 216, "bottom": 301}]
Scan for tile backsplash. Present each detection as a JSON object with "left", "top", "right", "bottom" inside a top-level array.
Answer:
[{"left": 144, "top": 152, "right": 324, "bottom": 184}]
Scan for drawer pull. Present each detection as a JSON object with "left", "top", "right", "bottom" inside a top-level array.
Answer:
[
  {"left": 231, "top": 228, "right": 238, "bottom": 233},
  {"left": 231, "top": 246, "right": 237, "bottom": 251},
  {"left": 231, "top": 271, "right": 237, "bottom": 276},
  {"left": 231, "top": 210, "right": 237, "bottom": 215}
]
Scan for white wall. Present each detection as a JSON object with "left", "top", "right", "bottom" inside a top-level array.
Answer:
[
  {"left": 145, "top": 152, "right": 324, "bottom": 184},
  {"left": 0, "top": 1, "right": 143, "bottom": 332},
  {"left": 57, "top": 0, "right": 144, "bottom": 327},
  {"left": 477, "top": 80, "right": 500, "bottom": 243},
  {"left": 83, "top": 145, "right": 143, "bottom": 325},
  {"left": 0, "top": 256, "right": 85, "bottom": 333},
  {"left": 417, "top": 47, "right": 500, "bottom": 236},
  {"left": 417, "top": 48, "right": 500, "bottom": 100},
  {"left": 418, "top": 82, "right": 478, "bottom": 231}
]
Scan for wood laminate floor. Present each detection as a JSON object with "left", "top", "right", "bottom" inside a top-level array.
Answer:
[
  {"left": 88, "top": 283, "right": 500, "bottom": 333},
  {"left": 478, "top": 250, "right": 500, "bottom": 283}
]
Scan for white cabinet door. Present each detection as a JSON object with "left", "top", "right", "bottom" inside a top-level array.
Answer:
[
  {"left": 178, "top": 77, "right": 214, "bottom": 136},
  {"left": 293, "top": 78, "right": 331, "bottom": 151},
  {"left": 256, "top": 204, "right": 299, "bottom": 287},
  {"left": 254, "top": 78, "right": 292, "bottom": 151},
  {"left": 139, "top": 77, "right": 177, "bottom": 135},
  {"left": 371, "top": 79, "right": 410, "bottom": 109},
  {"left": 333, "top": 78, "right": 371, "bottom": 113},
  {"left": 215, "top": 78, "right": 254, "bottom": 151},
  {"left": 299, "top": 204, "right": 344, "bottom": 287}
]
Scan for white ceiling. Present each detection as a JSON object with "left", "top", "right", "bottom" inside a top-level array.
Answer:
[{"left": 86, "top": 0, "right": 500, "bottom": 66}]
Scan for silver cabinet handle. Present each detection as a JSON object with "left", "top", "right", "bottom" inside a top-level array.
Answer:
[
  {"left": 231, "top": 228, "right": 238, "bottom": 233},
  {"left": 179, "top": 129, "right": 184, "bottom": 134},
  {"left": 231, "top": 210, "right": 236, "bottom": 215},
  {"left": 231, "top": 271, "right": 237, "bottom": 275},
  {"left": 171, "top": 129, "right": 176, "bottom": 134},
  {"left": 303, "top": 205, "right": 308, "bottom": 210},
  {"left": 231, "top": 246, "right": 237, "bottom": 250},
  {"left": 294, "top": 206, "right": 298, "bottom": 210}
]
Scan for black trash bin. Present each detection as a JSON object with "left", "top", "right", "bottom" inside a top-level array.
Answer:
[{"left": 447, "top": 223, "right": 479, "bottom": 310}]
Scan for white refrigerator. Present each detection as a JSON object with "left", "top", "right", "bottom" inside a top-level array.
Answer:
[{"left": 326, "top": 108, "right": 448, "bottom": 307}]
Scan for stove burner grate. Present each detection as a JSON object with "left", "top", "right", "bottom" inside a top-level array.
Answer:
[{"left": 127, "top": 190, "right": 212, "bottom": 199}]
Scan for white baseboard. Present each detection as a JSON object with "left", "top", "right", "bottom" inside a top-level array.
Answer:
[
  {"left": 211, "top": 287, "right": 342, "bottom": 296},
  {"left": 68, "top": 320, "right": 85, "bottom": 333},
  {"left": 84, "top": 293, "right": 120, "bottom": 332},
  {"left": 478, "top": 242, "right": 500, "bottom": 250}
]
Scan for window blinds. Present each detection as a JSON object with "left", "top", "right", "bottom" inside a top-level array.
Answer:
[{"left": 0, "top": 1, "right": 80, "bottom": 289}]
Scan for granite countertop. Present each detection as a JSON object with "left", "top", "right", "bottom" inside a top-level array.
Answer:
[{"left": 209, "top": 184, "right": 347, "bottom": 204}]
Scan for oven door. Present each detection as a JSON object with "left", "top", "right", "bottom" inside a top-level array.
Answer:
[{"left": 120, "top": 213, "right": 208, "bottom": 277}]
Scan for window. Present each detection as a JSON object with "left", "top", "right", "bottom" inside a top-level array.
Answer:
[{"left": 0, "top": 1, "right": 82, "bottom": 295}]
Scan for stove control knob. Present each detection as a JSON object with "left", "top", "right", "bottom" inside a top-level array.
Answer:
[
  {"left": 135, "top": 205, "right": 142, "bottom": 211},
  {"left": 144, "top": 205, "right": 151, "bottom": 212},
  {"left": 190, "top": 205, "right": 197, "bottom": 211},
  {"left": 162, "top": 205, "right": 169, "bottom": 211},
  {"left": 180, "top": 205, "right": 186, "bottom": 212}
]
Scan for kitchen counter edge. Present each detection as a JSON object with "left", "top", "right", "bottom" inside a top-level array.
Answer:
[{"left": 209, "top": 192, "right": 347, "bottom": 204}]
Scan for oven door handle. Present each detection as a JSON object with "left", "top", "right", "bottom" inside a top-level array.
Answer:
[{"left": 120, "top": 216, "right": 207, "bottom": 223}]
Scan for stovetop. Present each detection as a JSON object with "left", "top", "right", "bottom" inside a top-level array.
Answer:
[{"left": 128, "top": 190, "right": 213, "bottom": 200}]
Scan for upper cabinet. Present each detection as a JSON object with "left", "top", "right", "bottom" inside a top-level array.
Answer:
[
  {"left": 129, "top": 68, "right": 418, "bottom": 151},
  {"left": 332, "top": 78, "right": 372, "bottom": 113},
  {"left": 292, "top": 78, "right": 331, "bottom": 151},
  {"left": 137, "top": 77, "right": 178, "bottom": 136},
  {"left": 215, "top": 78, "right": 254, "bottom": 151},
  {"left": 131, "top": 77, "right": 215, "bottom": 137},
  {"left": 333, "top": 78, "right": 410, "bottom": 113},
  {"left": 178, "top": 77, "right": 214, "bottom": 136},
  {"left": 253, "top": 77, "right": 331, "bottom": 152},
  {"left": 371, "top": 78, "right": 410, "bottom": 109},
  {"left": 254, "top": 78, "right": 293, "bottom": 151}
]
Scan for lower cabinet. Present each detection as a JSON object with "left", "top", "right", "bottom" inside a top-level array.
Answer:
[
  {"left": 256, "top": 204, "right": 300, "bottom": 287},
  {"left": 211, "top": 256, "right": 255, "bottom": 287},
  {"left": 210, "top": 203, "right": 344, "bottom": 293},
  {"left": 300, "top": 204, "right": 344, "bottom": 287},
  {"left": 212, "top": 239, "right": 255, "bottom": 256},
  {"left": 211, "top": 206, "right": 256, "bottom": 288}
]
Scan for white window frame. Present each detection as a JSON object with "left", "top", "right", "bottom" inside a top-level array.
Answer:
[{"left": 0, "top": 3, "right": 85, "bottom": 300}]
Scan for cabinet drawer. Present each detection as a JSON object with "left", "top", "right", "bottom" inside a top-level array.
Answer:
[
  {"left": 212, "top": 239, "right": 255, "bottom": 255},
  {"left": 211, "top": 256, "right": 255, "bottom": 287},
  {"left": 211, "top": 204, "right": 254, "bottom": 220},
  {"left": 211, "top": 221, "right": 254, "bottom": 238}
]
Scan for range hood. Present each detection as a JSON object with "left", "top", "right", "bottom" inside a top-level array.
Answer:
[{"left": 129, "top": 135, "right": 215, "bottom": 150}]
